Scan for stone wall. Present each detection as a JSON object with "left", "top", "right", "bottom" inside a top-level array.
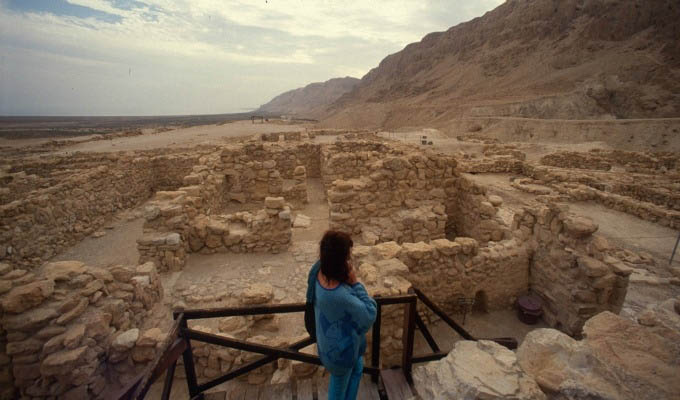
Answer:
[
  {"left": 0, "top": 260, "right": 163, "bottom": 399},
  {"left": 139, "top": 196, "right": 292, "bottom": 270},
  {"left": 354, "top": 238, "right": 529, "bottom": 318},
  {"left": 0, "top": 152, "right": 200, "bottom": 268},
  {"left": 320, "top": 141, "right": 403, "bottom": 188},
  {"left": 540, "top": 151, "right": 612, "bottom": 171},
  {"left": 513, "top": 203, "right": 632, "bottom": 335},
  {"left": 325, "top": 150, "right": 457, "bottom": 244},
  {"left": 523, "top": 164, "right": 680, "bottom": 228},
  {"left": 219, "top": 143, "right": 319, "bottom": 205},
  {"left": 186, "top": 198, "right": 292, "bottom": 255},
  {"left": 446, "top": 178, "right": 509, "bottom": 244}
]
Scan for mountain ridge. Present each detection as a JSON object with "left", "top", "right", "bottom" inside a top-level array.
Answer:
[
  {"left": 256, "top": 77, "right": 359, "bottom": 119},
  {"left": 320, "top": 0, "right": 680, "bottom": 129}
]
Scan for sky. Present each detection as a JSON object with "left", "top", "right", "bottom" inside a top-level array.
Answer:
[{"left": 0, "top": 0, "right": 504, "bottom": 116}]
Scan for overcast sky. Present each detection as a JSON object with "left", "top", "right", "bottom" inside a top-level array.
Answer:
[{"left": 0, "top": 0, "right": 503, "bottom": 116}]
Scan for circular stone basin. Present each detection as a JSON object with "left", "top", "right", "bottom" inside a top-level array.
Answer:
[{"left": 517, "top": 294, "right": 543, "bottom": 325}]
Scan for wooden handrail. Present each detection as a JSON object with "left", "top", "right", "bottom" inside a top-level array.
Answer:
[
  {"left": 411, "top": 287, "right": 475, "bottom": 340},
  {"left": 175, "top": 294, "right": 417, "bottom": 320},
  {"left": 412, "top": 287, "right": 518, "bottom": 349}
]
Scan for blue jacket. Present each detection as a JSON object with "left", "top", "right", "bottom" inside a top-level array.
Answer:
[{"left": 306, "top": 261, "right": 377, "bottom": 375}]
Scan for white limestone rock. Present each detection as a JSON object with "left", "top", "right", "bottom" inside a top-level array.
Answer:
[
  {"left": 293, "top": 214, "right": 311, "bottom": 228},
  {"left": 413, "top": 340, "right": 546, "bottom": 400}
]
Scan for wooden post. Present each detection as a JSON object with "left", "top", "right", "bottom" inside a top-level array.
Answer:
[
  {"left": 180, "top": 318, "right": 202, "bottom": 400},
  {"left": 670, "top": 231, "right": 680, "bottom": 265},
  {"left": 402, "top": 291, "right": 416, "bottom": 383},
  {"left": 371, "top": 302, "right": 382, "bottom": 383},
  {"left": 161, "top": 359, "right": 177, "bottom": 400}
]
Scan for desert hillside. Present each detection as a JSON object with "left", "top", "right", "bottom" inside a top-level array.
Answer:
[
  {"left": 321, "top": 0, "right": 680, "bottom": 129},
  {"left": 257, "top": 77, "right": 359, "bottom": 119}
]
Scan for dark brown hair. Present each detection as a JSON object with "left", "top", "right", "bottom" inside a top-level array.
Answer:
[{"left": 319, "top": 230, "right": 353, "bottom": 284}]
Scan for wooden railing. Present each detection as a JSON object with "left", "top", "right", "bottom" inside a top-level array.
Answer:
[{"left": 113, "top": 286, "right": 516, "bottom": 400}]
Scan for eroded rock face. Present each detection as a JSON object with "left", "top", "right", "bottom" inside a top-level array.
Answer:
[
  {"left": 517, "top": 310, "right": 680, "bottom": 400},
  {"left": 413, "top": 340, "right": 546, "bottom": 400}
]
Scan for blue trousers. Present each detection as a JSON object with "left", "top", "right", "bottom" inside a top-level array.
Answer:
[{"left": 328, "top": 356, "right": 363, "bottom": 400}]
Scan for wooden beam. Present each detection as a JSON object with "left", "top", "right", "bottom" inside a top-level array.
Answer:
[
  {"left": 160, "top": 359, "right": 177, "bottom": 400},
  {"left": 185, "top": 328, "right": 323, "bottom": 366},
  {"left": 414, "top": 312, "right": 440, "bottom": 353},
  {"left": 196, "top": 336, "right": 314, "bottom": 393},
  {"left": 176, "top": 303, "right": 307, "bottom": 320},
  {"left": 401, "top": 290, "right": 416, "bottom": 383},
  {"left": 412, "top": 287, "right": 474, "bottom": 340},
  {"left": 180, "top": 319, "right": 202, "bottom": 400},
  {"left": 370, "top": 302, "right": 382, "bottom": 383}
]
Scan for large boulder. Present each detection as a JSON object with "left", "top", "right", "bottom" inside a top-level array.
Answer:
[
  {"left": 517, "top": 310, "right": 680, "bottom": 400},
  {"left": 413, "top": 340, "right": 546, "bottom": 400}
]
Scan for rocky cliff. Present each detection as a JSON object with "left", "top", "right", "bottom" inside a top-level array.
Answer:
[
  {"left": 257, "top": 77, "right": 359, "bottom": 119},
  {"left": 322, "top": 0, "right": 680, "bottom": 128}
]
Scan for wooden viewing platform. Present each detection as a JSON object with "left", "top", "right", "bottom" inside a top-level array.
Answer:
[
  {"left": 115, "top": 287, "right": 514, "bottom": 400},
  {"left": 201, "top": 375, "right": 382, "bottom": 400}
]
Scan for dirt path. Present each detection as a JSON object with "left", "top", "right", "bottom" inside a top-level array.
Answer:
[{"left": 52, "top": 210, "right": 144, "bottom": 267}]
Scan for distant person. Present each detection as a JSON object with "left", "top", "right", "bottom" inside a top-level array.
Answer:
[{"left": 305, "top": 231, "right": 377, "bottom": 400}]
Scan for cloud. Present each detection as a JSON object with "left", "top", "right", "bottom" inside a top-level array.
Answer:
[{"left": 0, "top": 0, "right": 504, "bottom": 115}]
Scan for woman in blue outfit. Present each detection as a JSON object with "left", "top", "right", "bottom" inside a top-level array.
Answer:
[{"left": 306, "top": 231, "right": 377, "bottom": 400}]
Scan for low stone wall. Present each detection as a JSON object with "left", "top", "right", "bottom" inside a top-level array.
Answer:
[
  {"left": 138, "top": 232, "right": 185, "bottom": 272},
  {"left": 187, "top": 198, "right": 292, "bottom": 255},
  {"left": 457, "top": 156, "right": 525, "bottom": 174},
  {"left": 523, "top": 164, "right": 680, "bottom": 228},
  {"left": 540, "top": 151, "right": 612, "bottom": 171},
  {"left": 0, "top": 260, "right": 163, "bottom": 399},
  {"left": 553, "top": 183, "right": 680, "bottom": 229},
  {"left": 0, "top": 151, "right": 200, "bottom": 268},
  {"left": 513, "top": 204, "right": 632, "bottom": 335}
]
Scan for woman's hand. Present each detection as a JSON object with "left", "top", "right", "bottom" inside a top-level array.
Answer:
[{"left": 347, "top": 263, "right": 358, "bottom": 285}]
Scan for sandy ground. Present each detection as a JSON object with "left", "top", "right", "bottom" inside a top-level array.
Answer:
[{"left": 8, "top": 121, "right": 305, "bottom": 154}]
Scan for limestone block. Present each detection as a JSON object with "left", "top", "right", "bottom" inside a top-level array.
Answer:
[
  {"left": 136, "top": 327, "right": 165, "bottom": 347},
  {"left": 1, "top": 279, "right": 54, "bottom": 313},
  {"left": 112, "top": 328, "right": 140, "bottom": 352},
  {"left": 265, "top": 197, "right": 285, "bottom": 209},
  {"left": 56, "top": 298, "right": 88, "bottom": 325},
  {"left": 40, "top": 346, "right": 89, "bottom": 377},
  {"left": 374, "top": 259, "right": 409, "bottom": 277},
  {"left": 0, "top": 263, "right": 12, "bottom": 275},
  {"left": 431, "top": 239, "right": 462, "bottom": 256},
  {"left": 241, "top": 283, "right": 274, "bottom": 305},
  {"left": 401, "top": 242, "right": 434, "bottom": 259},
  {"left": 562, "top": 215, "right": 598, "bottom": 238},
  {"left": 42, "top": 261, "right": 85, "bottom": 282},
  {"left": 3, "top": 305, "right": 58, "bottom": 331},
  {"left": 371, "top": 241, "right": 402, "bottom": 260},
  {"left": 578, "top": 256, "right": 609, "bottom": 278},
  {"left": 63, "top": 324, "right": 86, "bottom": 349},
  {"left": 293, "top": 214, "right": 311, "bottom": 228},
  {"left": 488, "top": 195, "right": 503, "bottom": 207}
]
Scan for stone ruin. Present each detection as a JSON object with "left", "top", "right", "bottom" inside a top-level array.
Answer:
[{"left": 0, "top": 132, "right": 678, "bottom": 399}]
